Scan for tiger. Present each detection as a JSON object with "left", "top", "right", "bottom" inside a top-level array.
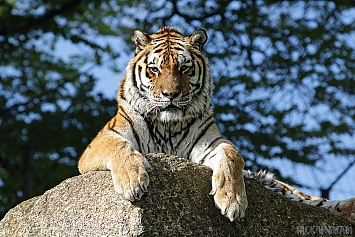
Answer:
[
  {"left": 78, "top": 26, "right": 247, "bottom": 221},
  {"left": 78, "top": 26, "right": 354, "bottom": 223}
]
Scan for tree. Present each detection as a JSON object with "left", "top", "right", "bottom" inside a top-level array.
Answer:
[
  {"left": 1, "top": 0, "right": 355, "bottom": 218},
  {"left": 0, "top": 0, "right": 118, "bottom": 217}
]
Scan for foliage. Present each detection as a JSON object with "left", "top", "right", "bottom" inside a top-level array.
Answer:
[
  {"left": 0, "top": 0, "right": 118, "bottom": 217},
  {"left": 1, "top": 0, "right": 355, "bottom": 218}
]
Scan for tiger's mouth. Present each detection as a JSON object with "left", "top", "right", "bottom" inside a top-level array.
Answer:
[
  {"left": 165, "top": 104, "right": 179, "bottom": 109},
  {"left": 149, "top": 98, "right": 190, "bottom": 116},
  {"left": 151, "top": 98, "right": 182, "bottom": 109},
  {"left": 159, "top": 104, "right": 181, "bottom": 113}
]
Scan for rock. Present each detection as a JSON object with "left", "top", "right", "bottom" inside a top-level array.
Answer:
[
  {"left": 323, "top": 198, "right": 355, "bottom": 224},
  {"left": 0, "top": 154, "right": 354, "bottom": 236}
]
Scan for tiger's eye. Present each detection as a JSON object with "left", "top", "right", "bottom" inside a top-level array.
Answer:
[
  {"left": 150, "top": 67, "right": 159, "bottom": 73},
  {"left": 180, "top": 65, "right": 189, "bottom": 72}
]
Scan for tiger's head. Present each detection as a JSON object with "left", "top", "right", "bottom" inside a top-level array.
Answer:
[{"left": 120, "top": 26, "right": 212, "bottom": 123}]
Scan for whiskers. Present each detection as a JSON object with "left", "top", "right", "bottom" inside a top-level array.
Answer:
[
  {"left": 127, "top": 88, "right": 197, "bottom": 122},
  {"left": 148, "top": 96, "right": 191, "bottom": 111},
  {"left": 144, "top": 103, "right": 161, "bottom": 116}
]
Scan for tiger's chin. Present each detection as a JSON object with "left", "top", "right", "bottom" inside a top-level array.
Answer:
[{"left": 157, "top": 109, "right": 184, "bottom": 123}]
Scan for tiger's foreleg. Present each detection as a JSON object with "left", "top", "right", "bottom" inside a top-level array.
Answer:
[
  {"left": 202, "top": 141, "right": 248, "bottom": 222},
  {"left": 78, "top": 128, "right": 151, "bottom": 201}
]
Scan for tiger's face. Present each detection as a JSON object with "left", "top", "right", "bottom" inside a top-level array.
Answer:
[
  {"left": 125, "top": 27, "right": 211, "bottom": 123},
  {"left": 142, "top": 45, "right": 194, "bottom": 122}
]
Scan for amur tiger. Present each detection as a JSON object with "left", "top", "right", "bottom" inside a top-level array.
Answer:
[{"left": 78, "top": 26, "right": 354, "bottom": 223}]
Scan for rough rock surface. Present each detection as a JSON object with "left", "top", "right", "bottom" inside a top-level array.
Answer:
[{"left": 0, "top": 154, "right": 354, "bottom": 236}]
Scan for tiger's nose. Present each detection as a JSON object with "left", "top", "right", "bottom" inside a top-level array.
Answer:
[{"left": 161, "top": 90, "right": 182, "bottom": 100}]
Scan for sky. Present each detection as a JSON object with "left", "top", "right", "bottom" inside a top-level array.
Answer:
[{"left": 53, "top": 35, "right": 127, "bottom": 99}]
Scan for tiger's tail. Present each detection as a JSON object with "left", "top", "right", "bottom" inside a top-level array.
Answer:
[{"left": 243, "top": 170, "right": 355, "bottom": 224}]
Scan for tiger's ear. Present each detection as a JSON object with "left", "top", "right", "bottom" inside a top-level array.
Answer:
[
  {"left": 131, "top": 30, "right": 151, "bottom": 54},
  {"left": 188, "top": 28, "right": 208, "bottom": 51}
]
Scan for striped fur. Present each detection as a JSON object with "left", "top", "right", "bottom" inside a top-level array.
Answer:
[
  {"left": 79, "top": 27, "right": 247, "bottom": 222},
  {"left": 243, "top": 170, "right": 327, "bottom": 203},
  {"left": 244, "top": 170, "right": 355, "bottom": 224}
]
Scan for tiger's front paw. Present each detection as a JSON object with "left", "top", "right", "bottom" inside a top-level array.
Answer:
[
  {"left": 111, "top": 152, "right": 151, "bottom": 201},
  {"left": 210, "top": 168, "right": 248, "bottom": 222}
]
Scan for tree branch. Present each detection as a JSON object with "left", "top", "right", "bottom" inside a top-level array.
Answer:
[{"left": 0, "top": 0, "right": 83, "bottom": 37}]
